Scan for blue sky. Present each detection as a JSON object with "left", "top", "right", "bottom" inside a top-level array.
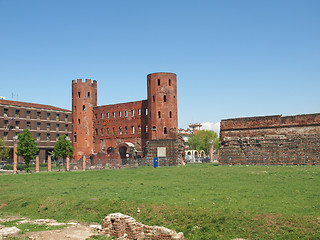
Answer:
[{"left": 1, "top": 0, "right": 319, "bottom": 132}]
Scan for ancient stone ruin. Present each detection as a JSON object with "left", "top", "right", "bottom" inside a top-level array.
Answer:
[
  {"left": 101, "top": 213, "right": 186, "bottom": 240},
  {"left": 219, "top": 113, "right": 320, "bottom": 165}
]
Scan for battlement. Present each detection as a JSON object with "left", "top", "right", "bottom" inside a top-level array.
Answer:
[{"left": 72, "top": 79, "right": 97, "bottom": 84}]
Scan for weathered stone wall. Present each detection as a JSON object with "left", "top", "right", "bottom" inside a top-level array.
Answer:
[
  {"left": 219, "top": 114, "right": 320, "bottom": 165},
  {"left": 144, "top": 138, "right": 185, "bottom": 166}
]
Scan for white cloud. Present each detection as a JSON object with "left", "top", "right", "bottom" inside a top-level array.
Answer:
[{"left": 201, "top": 122, "right": 220, "bottom": 134}]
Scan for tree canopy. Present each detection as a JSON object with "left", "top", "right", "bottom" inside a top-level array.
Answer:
[
  {"left": 53, "top": 135, "right": 73, "bottom": 160},
  {"left": 16, "top": 129, "right": 39, "bottom": 171},
  {"left": 188, "top": 130, "right": 219, "bottom": 154},
  {"left": 0, "top": 137, "right": 10, "bottom": 160}
]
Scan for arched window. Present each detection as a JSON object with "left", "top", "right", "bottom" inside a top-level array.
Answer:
[
  {"left": 153, "top": 95, "right": 155, "bottom": 102},
  {"left": 169, "top": 111, "right": 172, "bottom": 118},
  {"left": 169, "top": 79, "right": 171, "bottom": 86},
  {"left": 163, "top": 95, "right": 166, "bottom": 102},
  {"left": 74, "top": 132, "right": 77, "bottom": 142},
  {"left": 158, "top": 79, "right": 160, "bottom": 86},
  {"left": 83, "top": 105, "right": 85, "bottom": 111},
  {"left": 158, "top": 111, "right": 161, "bottom": 118},
  {"left": 164, "top": 127, "right": 167, "bottom": 134}
]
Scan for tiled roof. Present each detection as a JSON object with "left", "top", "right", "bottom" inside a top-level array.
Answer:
[{"left": 0, "top": 99, "right": 71, "bottom": 112}]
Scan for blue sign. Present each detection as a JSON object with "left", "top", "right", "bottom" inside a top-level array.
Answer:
[{"left": 153, "top": 157, "right": 159, "bottom": 168}]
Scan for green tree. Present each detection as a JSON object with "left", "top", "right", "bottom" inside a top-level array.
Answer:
[
  {"left": 188, "top": 130, "right": 219, "bottom": 154},
  {"left": 53, "top": 135, "right": 73, "bottom": 162},
  {"left": 0, "top": 137, "right": 10, "bottom": 160},
  {"left": 16, "top": 129, "right": 39, "bottom": 172}
]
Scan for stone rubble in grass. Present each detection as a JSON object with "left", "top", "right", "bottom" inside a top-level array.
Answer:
[
  {"left": 0, "top": 226, "right": 21, "bottom": 237},
  {"left": 101, "top": 213, "right": 186, "bottom": 240}
]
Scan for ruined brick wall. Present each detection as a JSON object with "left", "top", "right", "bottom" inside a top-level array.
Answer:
[
  {"left": 144, "top": 138, "right": 185, "bottom": 166},
  {"left": 219, "top": 114, "right": 320, "bottom": 165}
]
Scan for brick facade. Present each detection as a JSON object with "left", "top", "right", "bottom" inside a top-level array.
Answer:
[
  {"left": 219, "top": 114, "right": 320, "bottom": 165},
  {"left": 0, "top": 99, "right": 72, "bottom": 163},
  {"left": 72, "top": 72, "right": 183, "bottom": 165}
]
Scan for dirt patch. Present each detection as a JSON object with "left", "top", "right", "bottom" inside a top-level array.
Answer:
[{"left": 0, "top": 203, "right": 7, "bottom": 209}]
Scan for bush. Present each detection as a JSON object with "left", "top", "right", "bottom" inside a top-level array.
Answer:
[{"left": 3, "top": 164, "right": 25, "bottom": 171}]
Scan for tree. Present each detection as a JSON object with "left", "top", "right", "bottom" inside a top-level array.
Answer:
[
  {"left": 188, "top": 130, "right": 219, "bottom": 154},
  {"left": 53, "top": 135, "right": 73, "bottom": 162},
  {"left": 16, "top": 129, "right": 39, "bottom": 172},
  {"left": 0, "top": 137, "right": 10, "bottom": 160}
]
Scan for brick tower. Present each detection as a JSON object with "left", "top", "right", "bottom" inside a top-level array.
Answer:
[
  {"left": 72, "top": 79, "right": 97, "bottom": 160},
  {"left": 147, "top": 72, "right": 178, "bottom": 140}
]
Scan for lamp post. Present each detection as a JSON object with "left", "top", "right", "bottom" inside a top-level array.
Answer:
[{"left": 13, "top": 135, "right": 18, "bottom": 174}]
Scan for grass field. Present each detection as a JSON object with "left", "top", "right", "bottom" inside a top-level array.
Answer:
[{"left": 0, "top": 164, "right": 319, "bottom": 239}]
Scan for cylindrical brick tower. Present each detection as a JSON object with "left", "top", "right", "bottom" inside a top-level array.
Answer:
[
  {"left": 72, "top": 79, "right": 97, "bottom": 160},
  {"left": 147, "top": 72, "right": 178, "bottom": 140}
]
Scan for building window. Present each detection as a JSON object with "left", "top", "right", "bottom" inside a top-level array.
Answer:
[
  {"left": 131, "top": 110, "right": 134, "bottom": 117},
  {"left": 47, "top": 134, "right": 51, "bottom": 141},
  {"left": 37, "top": 112, "right": 41, "bottom": 120},
  {"left": 164, "top": 95, "right": 166, "bottom": 102},
  {"left": 119, "top": 127, "right": 122, "bottom": 135},
  {"left": 26, "top": 122, "right": 31, "bottom": 130},
  {"left": 15, "top": 121, "right": 20, "bottom": 129},
  {"left": 47, "top": 112, "right": 50, "bottom": 120},
  {"left": 65, "top": 114, "right": 68, "bottom": 122},
  {"left": 170, "top": 111, "right": 172, "bottom": 118},
  {"left": 78, "top": 119, "right": 80, "bottom": 124},
  {"left": 26, "top": 111, "right": 30, "bottom": 119},
  {"left": 158, "top": 111, "right": 161, "bottom": 118},
  {"left": 138, "top": 109, "right": 141, "bottom": 115},
  {"left": 113, "top": 127, "right": 115, "bottom": 135},
  {"left": 169, "top": 79, "right": 171, "bottom": 86},
  {"left": 164, "top": 127, "right": 167, "bottom": 134},
  {"left": 158, "top": 79, "right": 160, "bottom": 86},
  {"left": 125, "top": 126, "right": 128, "bottom": 134},
  {"left": 4, "top": 109, "right": 8, "bottom": 117},
  {"left": 101, "top": 113, "right": 103, "bottom": 119},
  {"left": 107, "top": 113, "right": 109, "bottom": 118},
  {"left": 153, "top": 96, "right": 155, "bottom": 102},
  {"left": 65, "top": 124, "right": 68, "bottom": 131},
  {"left": 152, "top": 126, "right": 156, "bottom": 131},
  {"left": 138, "top": 125, "right": 141, "bottom": 133},
  {"left": 95, "top": 129, "right": 98, "bottom": 136},
  {"left": 132, "top": 126, "right": 135, "bottom": 134},
  {"left": 78, "top": 92, "right": 80, "bottom": 98},
  {"left": 75, "top": 106, "right": 76, "bottom": 111},
  {"left": 37, "top": 133, "right": 40, "bottom": 141},
  {"left": 113, "top": 112, "right": 115, "bottom": 118},
  {"left": 83, "top": 105, "right": 86, "bottom": 111},
  {"left": 56, "top": 124, "right": 60, "bottom": 131},
  {"left": 125, "top": 111, "right": 127, "bottom": 117},
  {"left": 47, "top": 123, "right": 50, "bottom": 131},
  {"left": 145, "top": 108, "right": 148, "bottom": 115},
  {"left": 95, "top": 114, "right": 97, "bottom": 119},
  {"left": 56, "top": 134, "right": 59, "bottom": 141},
  {"left": 101, "top": 128, "right": 104, "bottom": 136},
  {"left": 37, "top": 122, "right": 41, "bottom": 130},
  {"left": 107, "top": 128, "right": 110, "bottom": 136},
  {"left": 4, "top": 132, "right": 8, "bottom": 141},
  {"left": 74, "top": 132, "right": 77, "bottom": 143},
  {"left": 88, "top": 92, "right": 90, "bottom": 98},
  {"left": 56, "top": 113, "right": 60, "bottom": 121},
  {"left": 15, "top": 110, "right": 20, "bottom": 117},
  {"left": 119, "top": 111, "right": 122, "bottom": 117}
]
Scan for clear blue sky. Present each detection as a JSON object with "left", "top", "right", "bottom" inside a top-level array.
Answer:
[{"left": 1, "top": 0, "right": 319, "bottom": 131}]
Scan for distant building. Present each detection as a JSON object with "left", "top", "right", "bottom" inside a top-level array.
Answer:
[{"left": 0, "top": 99, "right": 72, "bottom": 163}]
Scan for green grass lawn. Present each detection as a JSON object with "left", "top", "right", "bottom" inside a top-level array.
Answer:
[{"left": 0, "top": 164, "right": 319, "bottom": 239}]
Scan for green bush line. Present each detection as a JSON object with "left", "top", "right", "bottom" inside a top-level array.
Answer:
[{"left": 0, "top": 165, "right": 319, "bottom": 239}]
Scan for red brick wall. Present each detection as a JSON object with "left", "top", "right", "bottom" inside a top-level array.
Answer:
[{"left": 219, "top": 114, "right": 320, "bottom": 165}]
